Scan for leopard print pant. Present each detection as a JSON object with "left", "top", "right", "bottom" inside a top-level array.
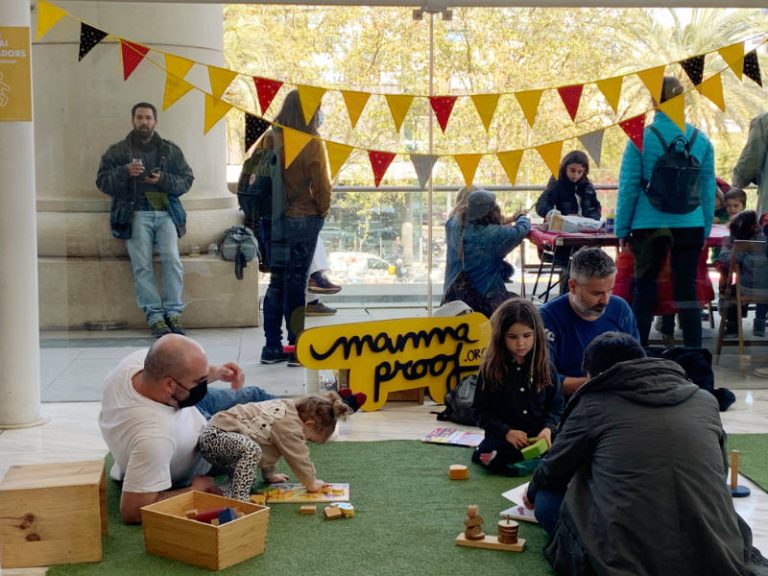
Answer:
[{"left": 198, "top": 425, "right": 262, "bottom": 502}]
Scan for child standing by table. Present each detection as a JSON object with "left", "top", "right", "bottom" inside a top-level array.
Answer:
[
  {"left": 198, "top": 392, "right": 351, "bottom": 501},
  {"left": 471, "top": 298, "right": 564, "bottom": 475}
]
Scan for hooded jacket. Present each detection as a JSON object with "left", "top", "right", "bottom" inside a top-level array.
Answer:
[{"left": 528, "top": 358, "right": 766, "bottom": 576}]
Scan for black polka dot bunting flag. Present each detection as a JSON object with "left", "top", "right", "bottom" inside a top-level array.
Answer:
[
  {"left": 244, "top": 114, "right": 270, "bottom": 152},
  {"left": 744, "top": 50, "right": 762, "bottom": 87},
  {"left": 680, "top": 55, "right": 705, "bottom": 86},
  {"left": 78, "top": 23, "right": 107, "bottom": 61}
]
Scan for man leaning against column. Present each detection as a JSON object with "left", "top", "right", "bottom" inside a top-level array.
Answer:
[{"left": 97, "top": 102, "right": 195, "bottom": 337}]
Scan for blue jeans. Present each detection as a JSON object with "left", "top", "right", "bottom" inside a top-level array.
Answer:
[
  {"left": 196, "top": 386, "right": 276, "bottom": 420},
  {"left": 262, "top": 216, "right": 323, "bottom": 349},
  {"left": 533, "top": 487, "right": 566, "bottom": 537},
  {"left": 125, "top": 211, "right": 184, "bottom": 324}
]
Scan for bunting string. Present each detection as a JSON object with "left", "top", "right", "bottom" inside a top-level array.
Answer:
[{"left": 36, "top": 0, "right": 767, "bottom": 187}]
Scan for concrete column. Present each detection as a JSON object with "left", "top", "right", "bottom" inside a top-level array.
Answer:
[
  {"left": 0, "top": 0, "right": 44, "bottom": 428},
  {"left": 33, "top": 2, "right": 256, "bottom": 329}
]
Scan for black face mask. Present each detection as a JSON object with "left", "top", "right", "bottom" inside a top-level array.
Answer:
[{"left": 176, "top": 378, "right": 208, "bottom": 409}]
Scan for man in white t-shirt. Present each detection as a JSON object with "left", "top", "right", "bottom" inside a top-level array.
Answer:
[{"left": 99, "top": 334, "right": 274, "bottom": 523}]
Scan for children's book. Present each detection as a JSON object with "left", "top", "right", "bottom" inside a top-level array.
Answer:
[
  {"left": 500, "top": 481, "right": 539, "bottom": 524},
  {"left": 255, "top": 482, "right": 350, "bottom": 503},
  {"left": 422, "top": 427, "right": 483, "bottom": 448}
]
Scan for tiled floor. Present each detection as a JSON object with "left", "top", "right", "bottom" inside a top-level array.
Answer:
[{"left": 2, "top": 308, "right": 768, "bottom": 574}]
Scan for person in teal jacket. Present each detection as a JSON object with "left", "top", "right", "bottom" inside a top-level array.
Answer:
[{"left": 615, "top": 76, "right": 715, "bottom": 348}]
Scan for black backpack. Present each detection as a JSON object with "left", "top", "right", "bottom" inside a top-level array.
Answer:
[
  {"left": 436, "top": 374, "right": 479, "bottom": 426},
  {"left": 644, "top": 126, "right": 702, "bottom": 214},
  {"left": 237, "top": 136, "right": 284, "bottom": 230}
]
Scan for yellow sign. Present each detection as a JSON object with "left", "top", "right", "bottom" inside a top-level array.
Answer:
[
  {"left": 295, "top": 314, "right": 491, "bottom": 411},
  {"left": 0, "top": 27, "right": 32, "bottom": 122}
]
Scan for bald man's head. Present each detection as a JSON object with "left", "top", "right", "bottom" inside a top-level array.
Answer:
[{"left": 143, "top": 334, "right": 207, "bottom": 384}]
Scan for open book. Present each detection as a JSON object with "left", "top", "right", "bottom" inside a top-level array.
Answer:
[
  {"left": 500, "top": 481, "right": 539, "bottom": 524},
  {"left": 422, "top": 427, "right": 483, "bottom": 448}
]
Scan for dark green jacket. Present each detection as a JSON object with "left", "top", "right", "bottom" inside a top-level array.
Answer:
[
  {"left": 529, "top": 358, "right": 766, "bottom": 576},
  {"left": 96, "top": 132, "right": 194, "bottom": 239}
]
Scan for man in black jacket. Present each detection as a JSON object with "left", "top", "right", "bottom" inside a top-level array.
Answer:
[
  {"left": 97, "top": 102, "right": 194, "bottom": 337},
  {"left": 525, "top": 331, "right": 768, "bottom": 576}
]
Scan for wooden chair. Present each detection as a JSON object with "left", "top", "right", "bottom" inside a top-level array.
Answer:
[{"left": 714, "top": 240, "right": 768, "bottom": 368}]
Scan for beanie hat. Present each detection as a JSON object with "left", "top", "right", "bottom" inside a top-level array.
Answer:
[{"left": 466, "top": 190, "right": 496, "bottom": 222}]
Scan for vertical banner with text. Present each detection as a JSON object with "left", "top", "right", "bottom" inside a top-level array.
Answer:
[{"left": 0, "top": 26, "right": 32, "bottom": 121}]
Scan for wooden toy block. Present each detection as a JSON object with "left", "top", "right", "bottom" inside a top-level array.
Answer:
[
  {"left": 218, "top": 508, "right": 238, "bottom": 525},
  {"left": 521, "top": 439, "right": 548, "bottom": 461},
  {"left": 456, "top": 533, "right": 526, "bottom": 552},
  {"left": 0, "top": 459, "right": 107, "bottom": 568},
  {"left": 324, "top": 505, "right": 343, "bottom": 520},
  {"left": 299, "top": 505, "right": 317, "bottom": 515},
  {"left": 184, "top": 508, "right": 198, "bottom": 519},
  {"left": 235, "top": 509, "right": 246, "bottom": 518},
  {"left": 249, "top": 494, "right": 267, "bottom": 505},
  {"left": 449, "top": 464, "right": 469, "bottom": 480},
  {"left": 141, "top": 491, "right": 269, "bottom": 571},
  {"left": 194, "top": 507, "right": 227, "bottom": 524},
  {"left": 730, "top": 449, "right": 751, "bottom": 498},
  {"left": 211, "top": 518, "right": 221, "bottom": 526},
  {"left": 337, "top": 502, "right": 355, "bottom": 518}
]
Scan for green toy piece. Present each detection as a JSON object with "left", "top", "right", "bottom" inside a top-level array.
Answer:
[
  {"left": 521, "top": 438, "right": 549, "bottom": 461},
  {"left": 507, "top": 459, "right": 541, "bottom": 477}
]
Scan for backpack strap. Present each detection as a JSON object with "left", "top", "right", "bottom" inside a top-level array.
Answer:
[
  {"left": 649, "top": 125, "right": 667, "bottom": 149},
  {"left": 688, "top": 128, "right": 699, "bottom": 150}
]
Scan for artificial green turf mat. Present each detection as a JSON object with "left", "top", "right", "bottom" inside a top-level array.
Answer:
[
  {"left": 48, "top": 441, "right": 555, "bottom": 576},
  {"left": 727, "top": 434, "right": 768, "bottom": 491}
]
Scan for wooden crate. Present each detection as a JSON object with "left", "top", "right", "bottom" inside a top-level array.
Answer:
[
  {"left": 141, "top": 490, "right": 269, "bottom": 571},
  {"left": 0, "top": 459, "right": 107, "bottom": 568}
]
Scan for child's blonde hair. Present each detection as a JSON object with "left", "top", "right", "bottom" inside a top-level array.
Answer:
[{"left": 295, "top": 391, "right": 351, "bottom": 441}]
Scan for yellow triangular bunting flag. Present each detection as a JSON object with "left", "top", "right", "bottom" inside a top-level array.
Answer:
[
  {"left": 166, "top": 54, "right": 195, "bottom": 82},
  {"left": 297, "top": 85, "right": 327, "bottom": 125},
  {"left": 36, "top": 0, "right": 68, "bottom": 40},
  {"left": 497, "top": 150, "right": 524, "bottom": 186},
  {"left": 595, "top": 75, "right": 624, "bottom": 114},
  {"left": 325, "top": 141, "right": 354, "bottom": 180},
  {"left": 536, "top": 141, "right": 564, "bottom": 178},
  {"left": 203, "top": 94, "right": 233, "bottom": 134},
  {"left": 163, "top": 77, "right": 194, "bottom": 111},
  {"left": 657, "top": 93, "right": 685, "bottom": 131},
  {"left": 471, "top": 93, "right": 501, "bottom": 132},
  {"left": 385, "top": 94, "right": 414, "bottom": 132},
  {"left": 341, "top": 90, "right": 370, "bottom": 129},
  {"left": 453, "top": 154, "right": 482, "bottom": 189},
  {"left": 207, "top": 65, "right": 238, "bottom": 100},
  {"left": 637, "top": 66, "right": 665, "bottom": 103},
  {"left": 697, "top": 73, "right": 725, "bottom": 112},
  {"left": 283, "top": 127, "right": 313, "bottom": 169},
  {"left": 515, "top": 89, "right": 543, "bottom": 128},
  {"left": 719, "top": 42, "right": 745, "bottom": 80}
]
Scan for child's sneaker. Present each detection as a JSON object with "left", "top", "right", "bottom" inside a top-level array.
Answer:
[{"left": 260, "top": 347, "right": 290, "bottom": 364}]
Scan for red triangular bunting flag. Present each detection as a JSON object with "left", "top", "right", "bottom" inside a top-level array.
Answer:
[
  {"left": 78, "top": 23, "right": 107, "bottom": 61},
  {"left": 120, "top": 39, "right": 149, "bottom": 81},
  {"left": 428, "top": 96, "right": 458, "bottom": 133},
  {"left": 680, "top": 55, "right": 705, "bottom": 86},
  {"left": 368, "top": 150, "right": 396, "bottom": 187},
  {"left": 619, "top": 114, "right": 646, "bottom": 152},
  {"left": 557, "top": 84, "right": 584, "bottom": 122},
  {"left": 253, "top": 77, "right": 283, "bottom": 114},
  {"left": 744, "top": 50, "right": 762, "bottom": 87}
]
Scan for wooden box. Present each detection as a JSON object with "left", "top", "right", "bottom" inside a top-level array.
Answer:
[
  {"left": 0, "top": 459, "right": 107, "bottom": 568},
  {"left": 141, "top": 490, "right": 269, "bottom": 571}
]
